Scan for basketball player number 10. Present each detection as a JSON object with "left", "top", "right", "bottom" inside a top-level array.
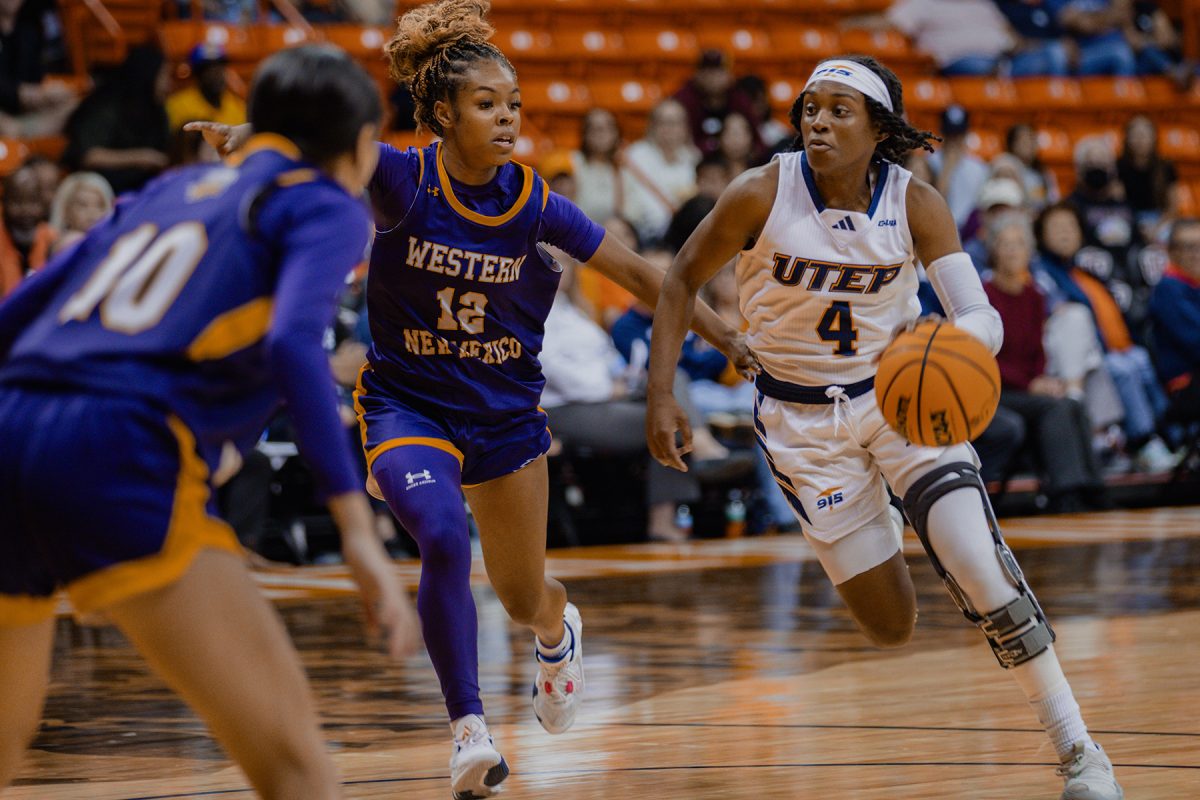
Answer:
[{"left": 816, "top": 301, "right": 858, "bottom": 356}]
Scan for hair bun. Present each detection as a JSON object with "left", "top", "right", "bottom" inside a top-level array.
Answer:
[{"left": 388, "top": 0, "right": 495, "bottom": 86}]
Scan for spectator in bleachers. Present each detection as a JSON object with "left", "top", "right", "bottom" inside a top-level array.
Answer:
[
  {"left": 716, "top": 110, "right": 764, "bottom": 178},
  {"left": 928, "top": 105, "right": 990, "bottom": 229},
  {"left": 0, "top": 162, "right": 52, "bottom": 295},
  {"left": 65, "top": 45, "right": 170, "bottom": 195},
  {"left": 540, "top": 260, "right": 708, "bottom": 543},
  {"left": 624, "top": 99, "right": 699, "bottom": 247},
  {"left": 335, "top": 0, "right": 395, "bottom": 24},
  {"left": 571, "top": 108, "right": 652, "bottom": 233},
  {"left": 851, "top": 0, "right": 1065, "bottom": 77},
  {"left": 992, "top": 0, "right": 1073, "bottom": 76},
  {"left": 540, "top": 149, "right": 577, "bottom": 202},
  {"left": 22, "top": 153, "right": 60, "bottom": 208},
  {"left": 1117, "top": 114, "right": 1179, "bottom": 241},
  {"left": 1003, "top": 123, "right": 1060, "bottom": 209},
  {"left": 166, "top": 44, "right": 246, "bottom": 133},
  {"left": 46, "top": 171, "right": 112, "bottom": 255},
  {"left": 1127, "top": 0, "right": 1195, "bottom": 87},
  {"left": 734, "top": 75, "right": 790, "bottom": 153},
  {"left": 1067, "top": 134, "right": 1139, "bottom": 289},
  {"left": 663, "top": 152, "right": 730, "bottom": 253},
  {"left": 178, "top": 0, "right": 257, "bottom": 23},
  {"left": 1035, "top": 201, "right": 1175, "bottom": 469},
  {"left": 672, "top": 49, "right": 761, "bottom": 158},
  {"left": 0, "top": 0, "right": 78, "bottom": 137},
  {"left": 1149, "top": 218, "right": 1200, "bottom": 421},
  {"left": 984, "top": 212, "right": 1108, "bottom": 511},
  {"left": 963, "top": 176, "right": 1026, "bottom": 271},
  {"left": 1058, "top": 0, "right": 1138, "bottom": 75},
  {"left": 573, "top": 215, "right": 639, "bottom": 330}
]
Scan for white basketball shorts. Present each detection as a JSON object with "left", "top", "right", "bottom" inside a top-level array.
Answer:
[{"left": 753, "top": 387, "right": 978, "bottom": 583}]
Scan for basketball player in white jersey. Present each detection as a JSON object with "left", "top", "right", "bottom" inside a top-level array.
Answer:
[{"left": 646, "top": 55, "right": 1123, "bottom": 800}]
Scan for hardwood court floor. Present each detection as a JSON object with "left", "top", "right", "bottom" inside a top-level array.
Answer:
[{"left": 9, "top": 507, "right": 1200, "bottom": 799}]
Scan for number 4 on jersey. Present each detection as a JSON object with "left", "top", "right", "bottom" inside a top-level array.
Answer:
[{"left": 816, "top": 301, "right": 858, "bottom": 356}]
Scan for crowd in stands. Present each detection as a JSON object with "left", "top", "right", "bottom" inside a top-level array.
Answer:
[{"left": 1, "top": 0, "right": 1198, "bottom": 551}]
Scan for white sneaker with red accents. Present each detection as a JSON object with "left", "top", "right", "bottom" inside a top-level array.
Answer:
[{"left": 531, "top": 602, "right": 584, "bottom": 734}]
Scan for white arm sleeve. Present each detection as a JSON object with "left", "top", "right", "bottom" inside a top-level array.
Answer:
[{"left": 926, "top": 251, "right": 1004, "bottom": 355}]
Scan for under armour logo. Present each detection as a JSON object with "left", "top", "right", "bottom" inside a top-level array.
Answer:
[
  {"left": 427, "top": 186, "right": 440, "bottom": 197},
  {"left": 833, "top": 216, "right": 856, "bottom": 231},
  {"left": 405, "top": 469, "right": 435, "bottom": 490}
]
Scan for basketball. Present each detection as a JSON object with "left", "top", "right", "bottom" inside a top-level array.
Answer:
[{"left": 876, "top": 321, "right": 1001, "bottom": 447}]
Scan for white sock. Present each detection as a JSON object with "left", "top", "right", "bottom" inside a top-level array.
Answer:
[
  {"left": 536, "top": 625, "right": 571, "bottom": 661},
  {"left": 1011, "top": 648, "right": 1091, "bottom": 760}
]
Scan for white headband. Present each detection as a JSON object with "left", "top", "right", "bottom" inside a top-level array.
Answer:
[{"left": 803, "top": 60, "right": 894, "bottom": 113}]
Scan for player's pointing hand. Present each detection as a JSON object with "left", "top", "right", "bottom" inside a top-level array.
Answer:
[{"left": 183, "top": 121, "right": 253, "bottom": 157}]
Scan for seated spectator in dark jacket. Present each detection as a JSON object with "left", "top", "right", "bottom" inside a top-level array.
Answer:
[
  {"left": 664, "top": 153, "right": 731, "bottom": 253},
  {"left": 0, "top": 0, "right": 77, "bottom": 137},
  {"left": 672, "top": 50, "right": 761, "bottom": 157},
  {"left": 65, "top": 46, "right": 171, "bottom": 195},
  {"left": 1067, "top": 135, "right": 1141, "bottom": 293},
  {"left": 985, "top": 220, "right": 1107, "bottom": 511},
  {"left": 1117, "top": 114, "right": 1179, "bottom": 241},
  {"left": 1148, "top": 218, "right": 1200, "bottom": 421}
]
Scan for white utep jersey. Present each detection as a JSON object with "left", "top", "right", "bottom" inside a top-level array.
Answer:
[{"left": 737, "top": 151, "right": 920, "bottom": 387}]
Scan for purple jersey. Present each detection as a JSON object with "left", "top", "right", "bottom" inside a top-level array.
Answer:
[
  {"left": 366, "top": 142, "right": 605, "bottom": 416},
  {"left": 0, "top": 138, "right": 371, "bottom": 497}
]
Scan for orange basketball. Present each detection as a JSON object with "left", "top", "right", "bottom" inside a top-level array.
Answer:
[{"left": 875, "top": 321, "right": 1000, "bottom": 447}]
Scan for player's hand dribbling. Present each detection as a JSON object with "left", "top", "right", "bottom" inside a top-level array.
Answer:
[
  {"left": 183, "top": 121, "right": 253, "bottom": 157},
  {"left": 874, "top": 313, "right": 945, "bottom": 364},
  {"left": 647, "top": 392, "right": 693, "bottom": 472}
]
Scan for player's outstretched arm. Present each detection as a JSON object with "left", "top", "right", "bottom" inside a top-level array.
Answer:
[
  {"left": 583, "top": 233, "right": 753, "bottom": 372},
  {"left": 265, "top": 189, "right": 420, "bottom": 659},
  {"left": 183, "top": 121, "right": 253, "bottom": 157},
  {"left": 646, "top": 165, "right": 775, "bottom": 471},
  {"left": 907, "top": 178, "right": 1003, "bottom": 355}
]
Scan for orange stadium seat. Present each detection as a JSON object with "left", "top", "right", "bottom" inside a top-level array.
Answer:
[
  {"left": 1035, "top": 127, "right": 1074, "bottom": 163},
  {"left": 950, "top": 78, "right": 1020, "bottom": 111},
  {"left": 1015, "top": 77, "right": 1084, "bottom": 110},
  {"left": 903, "top": 77, "right": 953, "bottom": 112},
  {"left": 496, "top": 27, "right": 555, "bottom": 60},
  {"left": 622, "top": 26, "right": 700, "bottom": 64},
  {"left": 838, "top": 29, "right": 913, "bottom": 62},
  {"left": 696, "top": 25, "right": 772, "bottom": 62},
  {"left": 1160, "top": 124, "right": 1200, "bottom": 162},
  {"left": 1076, "top": 77, "right": 1148, "bottom": 112},
  {"left": 588, "top": 77, "right": 664, "bottom": 113},
  {"left": 554, "top": 26, "right": 627, "bottom": 62},
  {"left": 770, "top": 25, "right": 841, "bottom": 62},
  {"left": 321, "top": 26, "right": 390, "bottom": 60},
  {"left": 966, "top": 129, "right": 1002, "bottom": 160},
  {"left": 521, "top": 79, "right": 594, "bottom": 116},
  {"left": 259, "top": 25, "right": 317, "bottom": 56},
  {"left": 0, "top": 138, "right": 29, "bottom": 176},
  {"left": 768, "top": 77, "right": 804, "bottom": 114}
]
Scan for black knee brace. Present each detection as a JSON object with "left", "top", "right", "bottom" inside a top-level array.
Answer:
[{"left": 903, "top": 462, "right": 1055, "bottom": 669}]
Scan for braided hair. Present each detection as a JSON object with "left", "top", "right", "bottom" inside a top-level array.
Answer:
[
  {"left": 789, "top": 54, "right": 939, "bottom": 163},
  {"left": 386, "top": 0, "right": 515, "bottom": 136}
]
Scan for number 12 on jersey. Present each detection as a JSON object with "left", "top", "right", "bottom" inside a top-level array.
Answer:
[{"left": 816, "top": 301, "right": 858, "bottom": 356}]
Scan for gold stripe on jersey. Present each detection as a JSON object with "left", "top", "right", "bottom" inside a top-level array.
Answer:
[
  {"left": 186, "top": 297, "right": 274, "bottom": 361},
  {"left": 436, "top": 142, "right": 534, "bottom": 227}
]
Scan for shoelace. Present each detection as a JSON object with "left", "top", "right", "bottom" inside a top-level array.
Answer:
[
  {"left": 825, "top": 385, "right": 850, "bottom": 436},
  {"left": 458, "top": 724, "right": 492, "bottom": 750}
]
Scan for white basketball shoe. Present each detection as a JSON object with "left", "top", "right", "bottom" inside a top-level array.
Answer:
[
  {"left": 531, "top": 602, "right": 584, "bottom": 734},
  {"left": 449, "top": 714, "right": 509, "bottom": 800},
  {"left": 1058, "top": 741, "right": 1124, "bottom": 800}
]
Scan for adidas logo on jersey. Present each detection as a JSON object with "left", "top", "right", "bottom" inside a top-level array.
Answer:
[{"left": 832, "top": 216, "right": 856, "bottom": 231}]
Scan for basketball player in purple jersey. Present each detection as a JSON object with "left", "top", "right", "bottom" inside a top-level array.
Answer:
[
  {"left": 192, "top": 1, "right": 754, "bottom": 796},
  {"left": 0, "top": 46, "right": 420, "bottom": 799},
  {"left": 645, "top": 56, "right": 1123, "bottom": 799}
]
